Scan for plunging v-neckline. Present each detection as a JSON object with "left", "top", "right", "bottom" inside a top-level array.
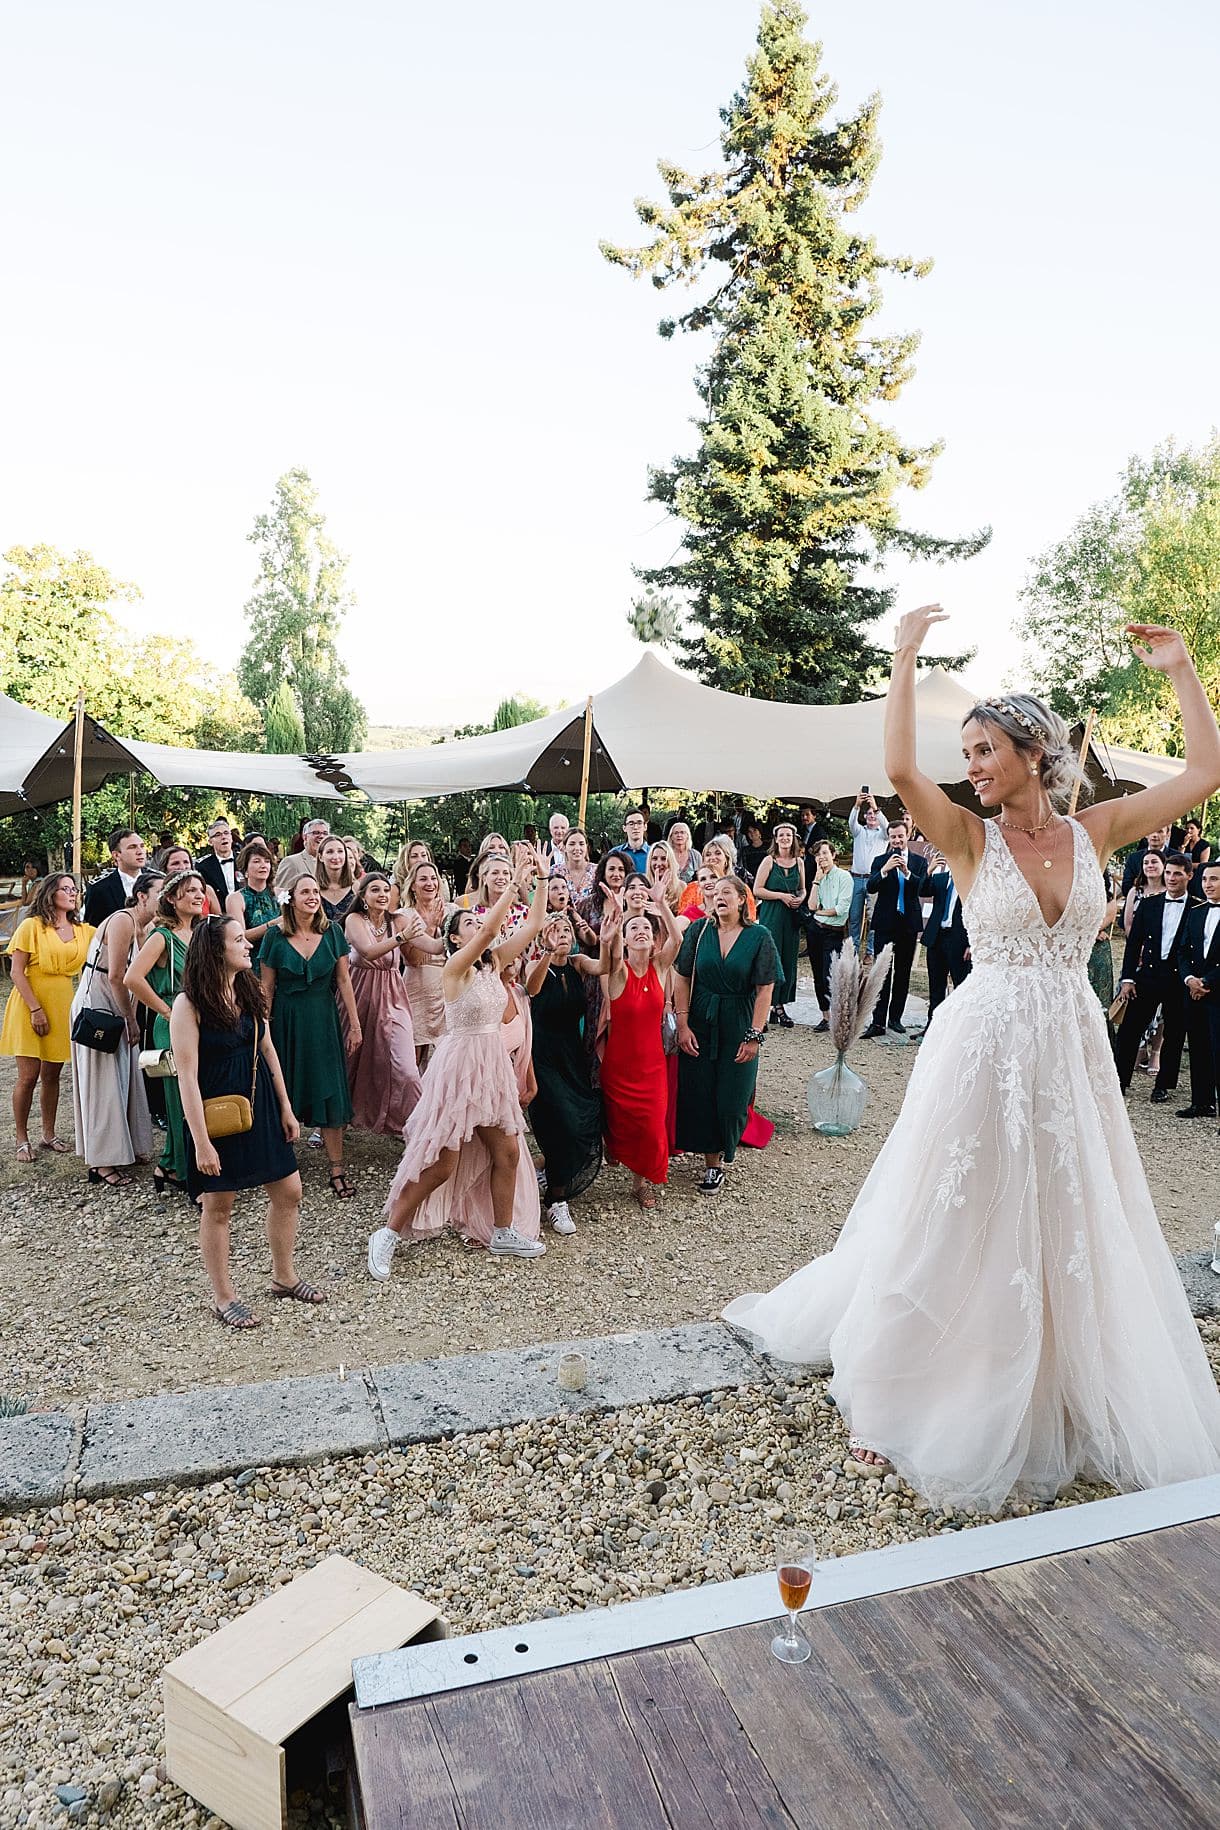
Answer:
[{"left": 991, "top": 817, "right": 1079, "bottom": 933}]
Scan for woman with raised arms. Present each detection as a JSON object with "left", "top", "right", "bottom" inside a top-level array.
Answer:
[
  {"left": 725, "top": 609, "right": 1220, "bottom": 1512},
  {"left": 367, "top": 851, "right": 549, "bottom": 1276}
]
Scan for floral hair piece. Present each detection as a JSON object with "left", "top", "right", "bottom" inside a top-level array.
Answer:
[{"left": 982, "top": 697, "right": 1049, "bottom": 744}]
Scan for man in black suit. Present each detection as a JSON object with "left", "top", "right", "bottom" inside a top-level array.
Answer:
[
  {"left": 921, "top": 851, "right": 971, "bottom": 1026},
  {"left": 797, "top": 802, "right": 830, "bottom": 865},
  {"left": 862, "top": 819, "right": 928, "bottom": 1036},
  {"left": 195, "top": 818, "right": 240, "bottom": 908},
  {"left": 1114, "top": 851, "right": 1199, "bottom": 1099},
  {"left": 1176, "top": 859, "right": 1220, "bottom": 1118},
  {"left": 82, "top": 829, "right": 147, "bottom": 925}
]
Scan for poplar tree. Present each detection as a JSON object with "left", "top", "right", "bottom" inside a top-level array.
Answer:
[
  {"left": 602, "top": 1, "right": 987, "bottom": 702},
  {"left": 238, "top": 469, "right": 367, "bottom": 752}
]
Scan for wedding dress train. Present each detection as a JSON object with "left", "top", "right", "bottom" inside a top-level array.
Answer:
[{"left": 724, "top": 817, "right": 1220, "bottom": 1512}]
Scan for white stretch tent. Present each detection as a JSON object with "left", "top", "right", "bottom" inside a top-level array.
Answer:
[
  {"left": 0, "top": 693, "right": 69, "bottom": 814},
  {"left": 0, "top": 691, "right": 346, "bottom": 812},
  {"left": 0, "top": 656, "right": 1186, "bottom": 813},
  {"left": 326, "top": 651, "right": 1186, "bottom": 805},
  {"left": 118, "top": 738, "right": 346, "bottom": 802}
]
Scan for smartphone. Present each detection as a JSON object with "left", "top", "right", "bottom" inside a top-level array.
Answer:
[{"left": 861, "top": 784, "right": 870, "bottom": 795}]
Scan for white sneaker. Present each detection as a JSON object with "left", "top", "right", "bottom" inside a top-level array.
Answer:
[
  {"left": 367, "top": 1227, "right": 398, "bottom": 1281},
  {"left": 490, "top": 1226, "right": 546, "bottom": 1258},
  {"left": 547, "top": 1201, "right": 576, "bottom": 1235}
]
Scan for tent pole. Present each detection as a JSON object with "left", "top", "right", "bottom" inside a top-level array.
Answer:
[
  {"left": 70, "top": 688, "right": 86, "bottom": 888},
  {"left": 1068, "top": 710, "right": 1096, "bottom": 818},
  {"left": 129, "top": 772, "right": 136, "bottom": 830},
  {"left": 577, "top": 695, "right": 594, "bottom": 831}
]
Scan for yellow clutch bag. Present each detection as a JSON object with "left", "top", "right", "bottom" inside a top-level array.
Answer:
[
  {"left": 202, "top": 1093, "right": 253, "bottom": 1140},
  {"left": 202, "top": 1019, "right": 259, "bottom": 1141}
]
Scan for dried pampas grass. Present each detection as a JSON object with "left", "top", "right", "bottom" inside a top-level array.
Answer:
[{"left": 828, "top": 939, "right": 894, "bottom": 1056}]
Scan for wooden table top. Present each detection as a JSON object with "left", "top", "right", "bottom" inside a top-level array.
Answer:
[{"left": 348, "top": 1515, "right": 1220, "bottom": 1829}]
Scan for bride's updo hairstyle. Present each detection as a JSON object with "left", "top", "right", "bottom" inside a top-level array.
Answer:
[{"left": 963, "top": 693, "right": 1092, "bottom": 812}]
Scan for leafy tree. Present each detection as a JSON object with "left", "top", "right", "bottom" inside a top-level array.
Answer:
[
  {"left": 1017, "top": 438, "right": 1220, "bottom": 756},
  {"left": 238, "top": 468, "right": 367, "bottom": 753},
  {"left": 0, "top": 545, "right": 263, "bottom": 869},
  {"left": 602, "top": 1, "right": 986, "bottom": 702},
  {"left": 493, "top": 695, "right": 548, "bottom": 731},
  {"left": 263, "top": 677, "right": 307, "bottom": 754},
  {"left": 0, "top": 545, "right": 139, "bottom": 718}
]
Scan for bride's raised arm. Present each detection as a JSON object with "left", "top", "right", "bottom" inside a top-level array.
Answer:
[
  {"left": 884, "top": 605, "right": 983, "bottom": 875},
  {"left": 1077, "top": 625, "right": 1220, "bottom": 862}
]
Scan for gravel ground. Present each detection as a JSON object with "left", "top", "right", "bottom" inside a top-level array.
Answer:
[
  {"left": 0, "top": 958, "right": 1213, "bottom": 1411},
  {"left": 3, "top": 940, "right": 1218, "bottom": 1830},
  {"left": 22, "top": 1350, "right": 1220, "bottom": 1830}
]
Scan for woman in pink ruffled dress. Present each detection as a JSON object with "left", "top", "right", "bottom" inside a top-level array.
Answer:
[
  {"left": 367, "top": 854, "right": 549, "bottom": 1277},
  {"left": 341, "top": 874, "right": 424, "bottom": 1136},
  {"left": 409, "top": 955, "right": 542, "bottom": 1249}
]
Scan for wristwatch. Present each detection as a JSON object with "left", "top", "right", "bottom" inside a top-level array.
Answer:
[{"left": 743, "top": 1026, "right": 766, "bottom": 1045}]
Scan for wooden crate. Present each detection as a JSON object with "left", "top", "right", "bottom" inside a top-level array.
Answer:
[{"left": 164, "top": 1555, "right": 444, "bottom": 1830}]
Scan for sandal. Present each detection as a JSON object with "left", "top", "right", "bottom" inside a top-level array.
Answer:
[
  {"left": 328, "top": 1168, "right": 357, "bottom": 1200},
  {"left": 848, "top": 1435, "right": 893, "bottom": 1471},
  {"left": 15, "top": 1142, "right": 33, "bottom": 1164},
  {"left": 39, "top": 1137, "right": 72, "bottom": 1154},
  {"left": 214, "top": 1299, "right": 260, "bottom": 1329},
  {"left": 88, "top": 1168, "right": 132, "bottom": 1188},
  {"left": 633, "top": 1187, "right": 658, "bottom": 1210},
  {"left": 270, "top": 1279, "right": 326, "bottom": 1305}
]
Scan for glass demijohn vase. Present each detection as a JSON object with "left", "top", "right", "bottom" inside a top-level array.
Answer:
[{"left": 807, "top": 1051, "right": 868, "bottom": 1136}]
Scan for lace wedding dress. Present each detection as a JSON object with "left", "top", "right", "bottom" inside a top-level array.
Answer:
[{"left": 725, "top": 817, "right": 1220, "bottom": 1512}]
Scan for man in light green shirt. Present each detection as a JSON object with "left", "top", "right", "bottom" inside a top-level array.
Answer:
[{"left": 805, "top": 839, "right": 853, "bottom": 1033}]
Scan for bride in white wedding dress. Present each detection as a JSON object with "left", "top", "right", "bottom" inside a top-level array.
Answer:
[{"left": 725, "top": 609, "right": 1220, "bottom": 1514}]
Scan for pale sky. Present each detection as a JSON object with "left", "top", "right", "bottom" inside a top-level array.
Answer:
[{"left": 3, "top": 1, "right": 1217, "bottom": 729}]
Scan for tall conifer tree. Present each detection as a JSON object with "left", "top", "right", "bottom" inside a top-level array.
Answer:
[
  {"left": 602, "top": 2, "right": 987, "bottom": 701},
  {"left": 238, "top": 469, "right": 367, "bottom": 751}
]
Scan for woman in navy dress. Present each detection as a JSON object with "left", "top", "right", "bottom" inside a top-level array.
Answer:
[{"left": 172, "top": 915, "right": 324, "bottom": 1329}]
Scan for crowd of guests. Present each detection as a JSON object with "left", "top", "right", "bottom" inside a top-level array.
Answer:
[{"left": 4, "top": 798, "right": 1217, "bottom": 1321}]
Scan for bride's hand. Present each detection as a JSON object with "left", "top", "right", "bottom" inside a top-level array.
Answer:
[
  {"left": 1127, "top": 624, "right": 1190, "bottom": 674},
  {"left": 894, "top": 604, "right": 949, "bottom": 655}
]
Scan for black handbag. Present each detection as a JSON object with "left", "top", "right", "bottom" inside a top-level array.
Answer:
[
  {"left": 72, "top": 1006, "right": 126, "bottom": 1053},
  {"left": 70, "top": 939, "right": 127, "bottom": 1054}
]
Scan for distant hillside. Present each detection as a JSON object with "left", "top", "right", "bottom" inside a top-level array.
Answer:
[{"left": 367, "top": 724, "right": 454, "bottom": 750}]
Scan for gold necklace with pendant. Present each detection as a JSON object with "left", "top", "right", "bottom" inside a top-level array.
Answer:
[{"left": 1001, "top": 812, "right": 1060, "bottom": 870}]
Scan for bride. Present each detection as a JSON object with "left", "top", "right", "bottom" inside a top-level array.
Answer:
[{"left": 725, "top": 607, "right": 1220, "bottom": 1513}]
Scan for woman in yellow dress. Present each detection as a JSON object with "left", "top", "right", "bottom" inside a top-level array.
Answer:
[{"left": 2, "top": 873, "right": 94, "bottom": 1162}]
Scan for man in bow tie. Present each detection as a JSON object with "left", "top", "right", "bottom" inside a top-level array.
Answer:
[
  {"left": 1114, "top": 850, "right": 1200, "bottom": 1101},
  {"left": 1176, "top": 859, "right": 1220, "bottom": 1119}
]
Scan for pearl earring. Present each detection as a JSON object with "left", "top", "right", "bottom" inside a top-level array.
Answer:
[{"left": 1029, "top": 764, "right": 1038, "bottom": 774}]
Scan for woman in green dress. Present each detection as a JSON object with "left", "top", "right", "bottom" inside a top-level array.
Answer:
[
  {"left": 673, "top": 877, "right": 780, "bottom": 1194},
  {"left": 753, "top": 822, "right": 805, "bottom": 1026},
  {"left": 226, "top": 840, "right": 280, "bottom": 969},
  {"left": 125, "top": 869, "right": 208, "bottom": 1195},
  {"left": 260, "top": 876, "right": 362, "bottom": 1198},
  {"left": 1087, "top": 863, "right": 1123, "bottom": 1025}
]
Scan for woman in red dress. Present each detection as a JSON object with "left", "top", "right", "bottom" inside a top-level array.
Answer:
[{"left": 599, "top": 879, "right": 684, "bottom": 1207}]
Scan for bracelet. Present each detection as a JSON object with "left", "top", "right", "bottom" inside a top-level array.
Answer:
[{"left": 743, "top": 1026, "right": 766, "bottom": 1045}]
